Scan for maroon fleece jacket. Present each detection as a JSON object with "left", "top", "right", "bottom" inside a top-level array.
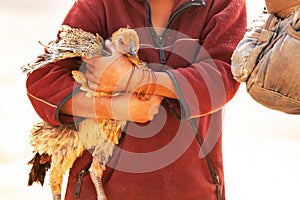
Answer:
[{"left": 26, "top": 0, "right": 246, "bottom": 199}]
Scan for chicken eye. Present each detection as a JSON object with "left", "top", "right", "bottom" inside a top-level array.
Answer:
[{"left": 119, "top": 38, "right": 125, "bottom": 45}]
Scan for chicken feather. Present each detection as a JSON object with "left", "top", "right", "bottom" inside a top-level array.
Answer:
[{"left": 25, "top": 25, "right": 146, "bottom": 200}]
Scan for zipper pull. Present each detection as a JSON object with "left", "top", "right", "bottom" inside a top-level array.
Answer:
[
  {"left": 159, "top": 48, "right": 166, "bottom": 64},
  {"left": 74, "top": 179, "right": 82, "bottom": 198},
  {"left": 74, "top": 169, "right": 90, "bottom": 198},
  {"left": 158, "top": 37, "right": 166, "bottom": 64}
]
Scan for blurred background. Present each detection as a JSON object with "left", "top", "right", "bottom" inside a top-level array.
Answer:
[{"left": 0, "top": 0, "right": 299, "bottom": 199}]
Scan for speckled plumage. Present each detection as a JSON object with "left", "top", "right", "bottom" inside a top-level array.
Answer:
[{"left": 26, "top": 25, "right": 142, "bottom": 200}]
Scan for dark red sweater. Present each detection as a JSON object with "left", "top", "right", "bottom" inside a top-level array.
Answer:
[{"left": 26, "top": 0, "right": 246, "bottom": 199}]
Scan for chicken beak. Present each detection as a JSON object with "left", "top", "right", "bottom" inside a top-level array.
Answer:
[
  {"left": 126, "top": 51, "right": 139, "bottom": 66},
  {"left": 126, "top": 36, "right": 139, "bottom": 66},
  {"left": 128, "top": 51, "right": 137, "bottom": 59}
]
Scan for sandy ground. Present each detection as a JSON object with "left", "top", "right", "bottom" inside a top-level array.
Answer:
[{"left": 0, "top": 0, "right": 299, "bottom": 199}]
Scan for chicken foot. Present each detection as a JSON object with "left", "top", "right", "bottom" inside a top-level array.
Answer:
[{"left": 90, "top": 159, "right": 107, "bottom": 200}]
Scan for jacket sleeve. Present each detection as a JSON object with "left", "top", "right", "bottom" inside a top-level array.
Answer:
[
  {"left": 26, "top": 0, "right": 105, "bottom": 125},
  {"left": 26, "top": 59, "right": 82, "bottom": 125},
  {"left": 164, "top": 0, "right": 247, "bottom": 119}
]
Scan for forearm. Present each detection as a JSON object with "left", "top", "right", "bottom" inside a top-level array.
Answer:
[
  {"left": 59, "top": 91, "right": 113, "bottom": 119},
  {"left": 265, "top": 0, "right": 300, "bottom": 14},
  {"left": 128, "top": 68, "right": 178, "bottom": 99},
  {"left": 60, "top": 89, "right": 163, "bottom": 123}
]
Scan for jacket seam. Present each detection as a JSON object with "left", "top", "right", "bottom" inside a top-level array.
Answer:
[
  {"left": 167, "top": 1, "right": 207, "bottom": 29},
  {"left": 162, "top": 70, "right": 191, "bottom": 120},
  {"left": 27, "top": 91, "right": 57, "bottom": 108},
  {"left": 144, "top": 0, "right": 206, "bottom": 37},
  {"left": 55, "top": 87, "right": 81, "bottom": 125}
]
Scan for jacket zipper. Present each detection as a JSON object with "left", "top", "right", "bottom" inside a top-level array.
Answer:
[
  {"left": 158, "top": 36, "right": 166, "bottom": 64},
  {"left": 74, "top": 162, "right": 92, "bottom": 198},
  {"left": 144, "top": 0, "right": 206, "bottom": 64}
]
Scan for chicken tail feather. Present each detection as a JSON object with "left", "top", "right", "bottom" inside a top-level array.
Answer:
[{"left": 28, "top": 153, "right": 51, "bottom": 186}]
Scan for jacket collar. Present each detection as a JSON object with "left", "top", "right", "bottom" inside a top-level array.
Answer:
[
  {"left": 173, "top": 0, "right": 206, "bottom": 11},
  {"left": 136, "top": 0, "right": 206, "bottom": 11}
]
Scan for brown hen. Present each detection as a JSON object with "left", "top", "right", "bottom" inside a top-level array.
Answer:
[{"left": 25, "top": 25, "right": 148, "bottom": 200}]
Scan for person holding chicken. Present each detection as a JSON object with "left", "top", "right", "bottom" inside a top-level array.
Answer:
[{"left": 25, "top": 0, "right": 247, "bottom": 199}]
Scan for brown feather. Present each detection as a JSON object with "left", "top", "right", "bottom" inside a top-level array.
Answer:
[
  {"left": 26, "top": 25, "right": 144, "bottom": 200},
  {"left": 27, "top": 153, "right": 51, "bottom": 186}
]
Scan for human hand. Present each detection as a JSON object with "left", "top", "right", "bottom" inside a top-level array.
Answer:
[
  {"left": 84, "top": 40, "right": 134, "bottom": 94},
  {"left": 108, "top": 92, "right": 163, "bottom": 123}
]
